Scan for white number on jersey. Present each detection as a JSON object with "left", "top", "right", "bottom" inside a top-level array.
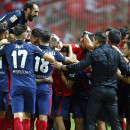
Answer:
[
  {"left": 11, "top": 50, "right": 28, "bottom": 68},
  {"left": 35, "top": 56, "right": 49, "bottom": 73}
]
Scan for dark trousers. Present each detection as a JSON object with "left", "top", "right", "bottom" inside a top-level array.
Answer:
[{"left": 86, "top": 86, "right": 121, "bottom": 130}]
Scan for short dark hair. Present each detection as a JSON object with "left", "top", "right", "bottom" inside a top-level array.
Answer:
[
  {"left": 61, "top": 46, "right": 69, "bottom": 53},
  {"left": 23, "top": 1, "right": 37, "bottom": 11},
  {"left": 31, "top": 28, "right": 42, "bottom": 38},
  {"left": 61, "top": 46, "right": 69, "bottom": 56},
  {"left": 118, "top": 28, "right": 128, "bottom": 39},
  {"left": 105, "top": 26, "right": 115, "bottom": 32},
  {"left": 94, "top": 32, "right": 107, "bottom": 44},
  {"left": 108, "top": 30, "right": 121, "bottom": 44},
  {"left": 0, "top": 23, "right": 8, "bottom": 36},
  {"left": 13, "top": 25, "right": 27, "bottom": 36},
  {"left": 39, "top": 31, "right": 50, "bottom": 43}
]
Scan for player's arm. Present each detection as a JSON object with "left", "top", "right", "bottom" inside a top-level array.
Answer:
[
  {"left": 52, "top": 52, "right": 93, "bottom": 72},
  {"left": 0, "top": 39, "right": 10, "bottom": 46},
  {"left": 117, "top": 69, "right": 130, "bottom": 84},
  {"left": 34, "top": 45, "right": 55, "bottom": 63},
  {"left": 42, "top": 53, "right": 55, "bottom": 63},
  {"left": 83, "top": 33, "right": 94, "bottom": 51},
  {"left": 112, "top": 45, "right": 129, "bottom": 63},
  {"left": 35, "top": 76, "right": 53, "bottom": 85},
  {"left": 1, "top": 11, "right": 21, "bottom": 27},
  {"left": 64, "top": 45, "right": 79, "bottom": 64},
  {"left": 117, "top": 73, "right": 130, "bottom": 84},
  {"left": 57, "top": 69, "right": 75, "bottom": 89},
  {"left": 118, "top": 54, "right": 130, "bottom": 75}
]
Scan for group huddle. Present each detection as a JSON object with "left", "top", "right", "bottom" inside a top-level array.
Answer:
[{"left": 0, "top": 1, "right": 130, "bottom": 130}]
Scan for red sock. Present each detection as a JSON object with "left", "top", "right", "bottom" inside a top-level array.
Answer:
[
  {"left": 38, "top": 120, "right": 47, "bottom": 130},
  {"left": 120, "top": 120, "right": 125, "bottom": 130},
  {"left": 3, "top": 118, "right": 13, "bottom": 130},
  {"left": 23, "top": 119, "right": 30, "bottom": 130},
  {"left": 0, "top": 118, "right": 4, "bottom": 129},
  {"left": 14, "top": 117, "right": 23, "bottom": 130}
]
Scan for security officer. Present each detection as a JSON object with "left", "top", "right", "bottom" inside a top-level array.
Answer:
[
  {"left": 52, "top": 32, "right": 130, "bottom": 130},
  {"left": 0, "top": 1, "right": 39, "bottom": 33}
]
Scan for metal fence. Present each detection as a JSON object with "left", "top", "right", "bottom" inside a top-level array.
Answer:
[{"left": 0, "top": 0, "right": 130, "bottom": 43}]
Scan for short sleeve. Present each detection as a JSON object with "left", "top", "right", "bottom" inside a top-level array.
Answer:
[
  {"left": 55, "top": 51, "right": 66, "bottom": 62},
  {"left": 33, "top": 45, "right": 46, "bottom": 57},
  {"left": 2, "top": 10, "right": 21, "bottom": 26}
]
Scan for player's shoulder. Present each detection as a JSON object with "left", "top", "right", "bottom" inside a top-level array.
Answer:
[{"left": 11, "top": 10, "right": 22, "bottom": 16}]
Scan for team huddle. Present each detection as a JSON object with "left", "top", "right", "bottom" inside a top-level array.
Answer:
[{"left": 0, "top": 1, "right": 130, "bottom": 130}]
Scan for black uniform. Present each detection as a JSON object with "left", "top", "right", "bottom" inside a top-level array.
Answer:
[{"left": 66, "top": 44, "right": 130, "bottom": 130}]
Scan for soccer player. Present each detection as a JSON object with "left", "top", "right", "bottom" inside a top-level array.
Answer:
[
  {"left": 109, "top": 30, "right": 129, "bottom": 130},
  {"left": 0, "top": 1, "right": 39, "bottom": 33},
  {"left": 25, "top": 26, "right": 31, "bottom": 43},
  {"left": 52, "top": 45, "right": 73, "bottom": 130},
  {"left": 116, "top": 41, "right": 130, "bottom": 130},
  {"left": 30, "top": 28, "right": 53, "bottom": 130},
  {"left": 0, "top": 25, "right": 55, "bottom": 130},
  {"left": 58, "top": 68, "right": 92, "bottom": 130},
  {"left": 52, "top": 32, "right": 130, "bottom": 130},
  {"left": 34, "top": 30, "right": 67, "bottom": 130},
  {"left": 0, "top": 23, "right": 13, "bottom": 130}
]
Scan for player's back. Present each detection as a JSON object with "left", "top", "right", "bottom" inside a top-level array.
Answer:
[
  {"left": 34, "top": 45, "right": 65, "bottom": 90},
  {"left": 3, "top": 40, "right": 44, "bottom": 89}
]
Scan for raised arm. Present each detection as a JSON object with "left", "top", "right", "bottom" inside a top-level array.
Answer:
[{"left": 57, "top": 69, "right": 75, "bottom": 89}]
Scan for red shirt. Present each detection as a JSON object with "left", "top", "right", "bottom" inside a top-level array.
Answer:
[
  {"left": 52, "top": 68, "right": 73, "bottom": 96},
  {"left": 72, "top": 44, "right": 93, "bottom": 82}
]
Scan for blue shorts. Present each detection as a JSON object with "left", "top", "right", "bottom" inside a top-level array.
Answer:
[
  {"left": 10, "top": 86, "right": 36, "bottom": 114},
  {"left": 54, "top": 95, "right": 72, "bottom": 118},
  {"left": 0, "top": 92, "right": 8, "bottom": 111},
  {"left": 71, "top": 95, "right": 88, "bottom": 119},
  {"left": 36, "top": 84, "right": 52, "bottom": 115}
]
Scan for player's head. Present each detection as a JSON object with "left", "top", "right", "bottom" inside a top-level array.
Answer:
[
  {"left": 61, "top": 46, "right": 69, "bottom": 56},
  {"left": 13, "top": 25, "right": 27, "bottom": 40},
  {"left": 39, "top": 30, "right": 50, "bottom": 44},
  {"left": 108, "top": 29, "right": 121, "bottom": 45},
  {"left": 26, "top": 26, "right": 31, "bottom": 41},
  {"left": 23, "top": 1, "right": 39, "bottom": 22},
  {"left": 105, "top": 27, "right": 115, "bottom": 36},
  {"left": 0, "top": 23, "right": 9, "bottom": 39},
  {"left": 124, "top": 30, "right": 130, "bottom": 41},
  {"left": 50, "top": 34, "right": 60, "bottom": 49},
  {"left": 7, "top": 34, "right": 16, "bottom": 43},
  {"left": 80, "top": 31, "right": 94, "bottom": 52},
  {"left": 123, "top": 40, "right": 130, "bottom": 58},
  {"left": 118, "top": 28, "right": 128, "bottom": 40},
  {"left": 93, "top": 32, "right": 107, "bottom": 48},
  {"left": 30, "top": 28, "right": 42, "bottom": 45}
]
